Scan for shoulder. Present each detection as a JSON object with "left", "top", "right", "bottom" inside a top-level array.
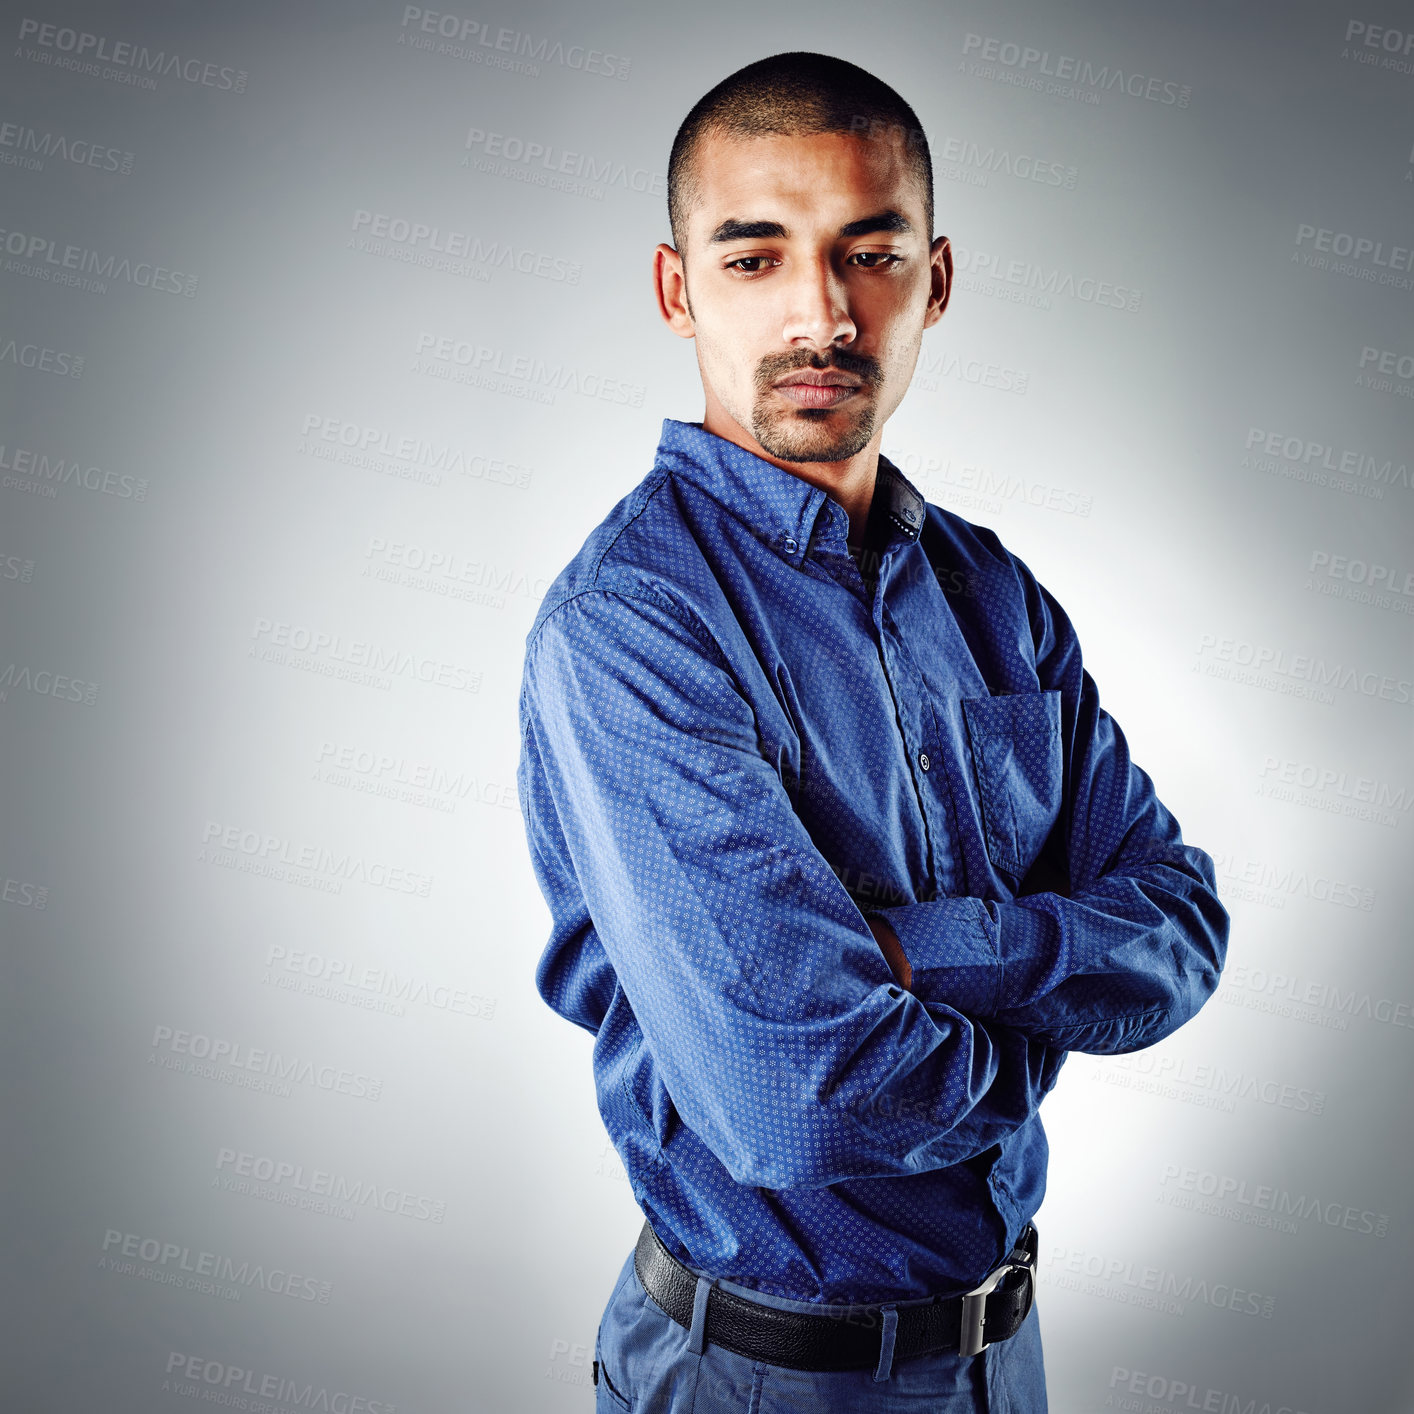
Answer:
[
  {"left": 525, "top": 466, "right": 720, "bottom": 655},
  {"left": 523, "top": 472, "right": 712, "bottom": 658},
  {"left": 915, "top": 499, "right": 1080, "bottom": 677},
  {"left": 917, "top": 499, "right": 1033, "bottom": 595}
]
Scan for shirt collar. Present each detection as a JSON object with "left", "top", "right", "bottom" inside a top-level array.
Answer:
[
  {"left": 872, "top": 451, "right": 928, "bottom": 546},
  {"left": 654, "top": 418, "right": 925, "bottom": 568}
]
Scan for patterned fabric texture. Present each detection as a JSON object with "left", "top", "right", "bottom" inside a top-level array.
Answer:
[{"left": 517, "top": 418, "right": 1229, "bottom": 1304}]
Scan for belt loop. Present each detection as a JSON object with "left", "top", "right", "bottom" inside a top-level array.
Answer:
[
  {"left": 687, "top": 1274, "right": 713, "bottom": 1355},
  {"left": 872, "top": 1304, "right": 899, "bottom": 1382}
]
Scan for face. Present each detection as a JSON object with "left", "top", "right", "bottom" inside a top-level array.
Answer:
[{"left": 655, "top": 127, "right": 950, "bottom": 467}]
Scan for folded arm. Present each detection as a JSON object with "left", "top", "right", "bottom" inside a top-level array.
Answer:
[
  {"left": 519, "top": 585, "right": 1058, "bottom": 1190},
  {"left": 866, "top": 552, "right": 1230, "bottom": 1055}
]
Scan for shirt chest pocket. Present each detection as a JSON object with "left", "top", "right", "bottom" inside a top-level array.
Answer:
[{"left": 960, "top": 690, "right": 1063, "bottom": 880}]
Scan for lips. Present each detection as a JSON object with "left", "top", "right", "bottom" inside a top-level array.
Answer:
[{"left": 773, "top": 374, "right": 861, "bottom": 409}]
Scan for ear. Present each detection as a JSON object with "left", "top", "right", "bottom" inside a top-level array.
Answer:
[
  {"left": 924, "top": 236, "right": 952, "bottom": 327},
  {"left": 653, "top": 243, "right": 696, "bottom": 338}
]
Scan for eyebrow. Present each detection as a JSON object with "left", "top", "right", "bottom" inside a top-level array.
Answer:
[{"left": 708, "top": 209, "right": 913, "bottom": 243}]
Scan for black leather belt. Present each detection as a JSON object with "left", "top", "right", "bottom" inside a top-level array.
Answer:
[{"left": 632, "top": 1218, "right": 1038, "bottom": 1372}]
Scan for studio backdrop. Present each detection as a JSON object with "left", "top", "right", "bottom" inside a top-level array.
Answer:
[{"left": 3, "top": 1, "right": 1412, "bottom": 1410}]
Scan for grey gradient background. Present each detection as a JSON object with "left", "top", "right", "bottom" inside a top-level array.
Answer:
[{"left": 2, "top": 2, "right": 1412, "bottom": 1411}]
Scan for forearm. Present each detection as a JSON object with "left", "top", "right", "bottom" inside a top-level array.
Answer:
[
  {"left": 761, "top": 994, "right": 1062, "bottom": 1187},
  {"left": 866, "top": 846, "right": 1230, "bottom": 1054},
  {"left": 522, "top": 586, "right": 1063, "bottom": 1190}
]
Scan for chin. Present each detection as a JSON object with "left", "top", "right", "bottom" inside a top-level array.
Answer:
[{"left": 754, "top": 406, "right": 877, "bottom": 464}]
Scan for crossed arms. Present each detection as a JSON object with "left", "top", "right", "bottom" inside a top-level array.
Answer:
[{"left": 518, "top": 564, "right": 1229, "bottom": 1190}]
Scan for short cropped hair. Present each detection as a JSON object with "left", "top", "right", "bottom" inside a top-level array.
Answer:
[{"left": 667, "top": 51, "right": 934, "bottom": 256}]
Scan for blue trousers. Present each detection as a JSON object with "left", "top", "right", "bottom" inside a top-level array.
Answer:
[{"left": 593, "top": 1242, "right": 1049, "bottom": 1412}]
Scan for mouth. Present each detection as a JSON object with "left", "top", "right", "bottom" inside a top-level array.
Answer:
[{"left": 771, "top": 374, "right": 863, "bottom": 410}]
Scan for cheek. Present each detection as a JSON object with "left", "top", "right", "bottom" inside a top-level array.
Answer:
[
  {"left": 842, "top": 287, "right": 909, "bottom": 357},
  {"left": 886, "top": 328, "right": 925, "bottom": 375},
  {"left": 872, "top": 305, "right": 926, "bottom": 374},
  {"left": 696, "top": 316, "right": 758, "bottom": 388},
  {"left": 694, "top": 324, "right": 730, "bottom": 382}
]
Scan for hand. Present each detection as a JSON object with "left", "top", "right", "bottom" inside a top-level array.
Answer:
[{"left": 866, "top": 914, "right": 912, "bottom": 991}]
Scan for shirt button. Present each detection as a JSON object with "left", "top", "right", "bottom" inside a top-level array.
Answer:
[
  {"left": 783, "top": 536, "right": 798, "bottom": 554},
  {"left": 919, "top": 752, "right": 931, "bottom": 771}
]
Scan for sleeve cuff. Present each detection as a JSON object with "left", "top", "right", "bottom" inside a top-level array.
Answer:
[{"left": 864, "top": 898, "right": 1002, "bottom": 1016}]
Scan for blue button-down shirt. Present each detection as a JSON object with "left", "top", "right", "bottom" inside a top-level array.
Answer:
[{"left": 517, "top": 418, "right": 1229, "bottom": 1305}]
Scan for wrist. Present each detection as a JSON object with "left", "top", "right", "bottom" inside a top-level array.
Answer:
[{"left": 866, "top": 913, "right": 912, "bottom": 990}]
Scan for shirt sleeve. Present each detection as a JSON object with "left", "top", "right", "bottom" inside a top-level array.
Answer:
[
  {"left": 866, "top": 552, "right": 1230, "bottom": 1055},
  {"left": 519, "top": 585, "right": 1060, "bottom": 1191}
]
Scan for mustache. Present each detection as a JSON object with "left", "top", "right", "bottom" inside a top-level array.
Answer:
[{"left": 754, "top": 347, "right": 882, "bottom": 394}]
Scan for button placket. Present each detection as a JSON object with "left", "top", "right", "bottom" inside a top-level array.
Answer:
[
  {"left": 879, "top": 597, "right": 961, "bottom": 898},
  {"left": 875, "top": 618, "right": 943, "bottom": 896}
]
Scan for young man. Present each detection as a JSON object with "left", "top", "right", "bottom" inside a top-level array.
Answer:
[{"left": 516, "top": 51, "right": 1229, "bottom": 1412}]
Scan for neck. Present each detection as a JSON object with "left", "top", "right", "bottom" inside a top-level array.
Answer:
[{"left": 698, "top": 399, "right": 882, "bottom": 545}]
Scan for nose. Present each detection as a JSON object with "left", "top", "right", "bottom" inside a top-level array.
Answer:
[{"left": 780, "top": 256, "right": 856, "bottom": 352}]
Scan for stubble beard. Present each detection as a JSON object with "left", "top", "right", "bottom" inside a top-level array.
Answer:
[
  {"left": 748, "top": 349, "right": 883, "bottom": 465},
  {"left": 750, "top": 397, "right": 877, "bottom": 465}
]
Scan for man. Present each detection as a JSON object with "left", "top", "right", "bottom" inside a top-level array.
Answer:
[{"left": 516, "top": 51, "right": 1229, "bottom": 1411}]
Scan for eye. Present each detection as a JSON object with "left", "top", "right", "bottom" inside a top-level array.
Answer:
[
  {"left": 725, "top": 255, "right": 778, "bottom": 274},
  {"left": 849, "top": 252, "right": 903, "bottom": 269}
]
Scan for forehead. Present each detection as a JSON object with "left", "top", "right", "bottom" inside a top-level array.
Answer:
[{"left": 686, "top": 128, "right": 924, "bottom": 239}]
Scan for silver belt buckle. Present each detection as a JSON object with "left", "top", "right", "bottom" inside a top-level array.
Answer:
[{"left": 958, "top": 1238, "right": 1036, "bottom": 1358}]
